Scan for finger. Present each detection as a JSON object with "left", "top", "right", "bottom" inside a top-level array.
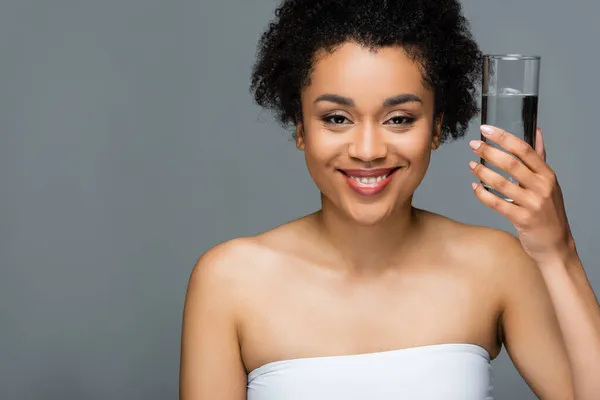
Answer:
[
  {"left": 472, "top": 181, "right": 520, "bottom": 218},
  {"left": 480, "top": 125, "right": 546, "bottom": 173},
  {"left": 469, "top": 140, "right": 541, "bottom": 189},
  {"left": 468, "top": 160, "right": 537, "bottom": 208},
  {"left": 535, "top": 128, "right": 546, "bottom": 162}
]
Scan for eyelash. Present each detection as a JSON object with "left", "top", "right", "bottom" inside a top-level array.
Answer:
[{"left": 321, "top": 114, "right": 416, "bottom": 126}]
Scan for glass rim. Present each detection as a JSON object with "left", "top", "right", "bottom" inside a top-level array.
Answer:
[{"left": 484, "top": 54, "right": 541, "bottom": 60}]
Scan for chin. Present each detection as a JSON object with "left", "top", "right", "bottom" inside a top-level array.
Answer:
[{"left": 343, "top": 203, "right": 397, "bottom": 226}]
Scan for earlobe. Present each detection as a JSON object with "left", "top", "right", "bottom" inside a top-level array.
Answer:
[
  {"left": 431, "top": 133, "right": 441, "bottom": 150},
  {"left": 295, "top": 122, "right": 305, "bottom": 150},
  {"left": 431, "top": 115, "right": 443, "bottom": 150}
]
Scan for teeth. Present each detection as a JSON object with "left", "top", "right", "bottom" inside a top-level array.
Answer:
[{"left": 351, "top": 175, "right": 387, "bottom": 184}]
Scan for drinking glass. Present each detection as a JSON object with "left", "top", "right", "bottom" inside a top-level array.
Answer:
[{"left": 481, "top": 54, "right": 541, "bottom": 202}]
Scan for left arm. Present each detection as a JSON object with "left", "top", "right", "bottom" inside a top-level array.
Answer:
[
  {"left": 539, "top": 243, "right": 600, "bottom": 338},
  {"left": 470, "top": 125, "right": 600, "bottom": 399},
  {"left": 538, "top": 249, "right": 600, "bottom": 399},
  {"left": 493, "top": 232, "right": 574, "bottom": 399}
]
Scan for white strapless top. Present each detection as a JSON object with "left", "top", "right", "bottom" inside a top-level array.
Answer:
[{"left": 247, "top": 343, "right": 493, "bottom": 399}]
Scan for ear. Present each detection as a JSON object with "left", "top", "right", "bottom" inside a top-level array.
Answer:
[
  {"left": 431, "top": 114, "right": 443, "bottom": 150},
  {"left": 295, "top": 120, "right": 305, "bottom": 150}
]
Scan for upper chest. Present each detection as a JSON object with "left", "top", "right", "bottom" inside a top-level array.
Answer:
[
  {"left": 255, "top": 263, "right": 494, "bottom": 324},
  {"left": 238, "top": 258, "right": 503, "bottom": 371}
]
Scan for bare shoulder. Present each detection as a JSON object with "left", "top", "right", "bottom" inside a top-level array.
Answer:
[
  {"left": 429, "top": 212, "right": 573, "bottom": 396},
  {"left": 418, "top": 208, "right": 528, "bottom": 265},
  {"left": 182, "top": 237, "right": 267, "bottom": 355},
  {"left": 187, "top": 215, "right": 313, "bottom": 298},
  {"left": 191, "top": 237, "right": 265, "bottom": 281},
  {"left": 182, "top": 231, "right": 302, "bottom": 399},
  {"left": 418, "top": 208, "right": 541, "bottom": 296},
  {"left": 180, "top": 222, "right": 307, "bottom": 398},
  {"left": 188, "top": 237, "right": 274, "bottom": 299},
  {"left": 187, "top": 238, "right": 252, "bottom": 298},
  {"left": 417, "top": 213, "right": 573, "bottom": 397},
  {"left": 451, "top": 218, "right": 538, "bottom": 280}
]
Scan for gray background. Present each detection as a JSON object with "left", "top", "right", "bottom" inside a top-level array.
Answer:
[{"left": 0, "top": 0, "right": 597, "bottom": 399}]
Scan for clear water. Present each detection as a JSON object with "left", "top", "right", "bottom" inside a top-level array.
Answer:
[{"left": 481, "top": 93, "right": 538, "bottom": 201}]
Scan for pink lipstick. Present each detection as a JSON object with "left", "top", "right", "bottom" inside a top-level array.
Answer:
[{"left": 338, "top": 167, "right": 400, "bottom": 196}]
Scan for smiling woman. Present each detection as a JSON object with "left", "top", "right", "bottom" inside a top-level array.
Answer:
[
  {"left": 179, "top": 0, "right": 600, "bottom": 399},
  {"left": 294, "top": 43, "right": 440, "bottom": 225}
]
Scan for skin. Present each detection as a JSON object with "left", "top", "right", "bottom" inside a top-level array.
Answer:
[
  {"left": 179, "top": 43, "right": 575, "bottom": 399},
  {"left": 470, "top": 126, "right": 600, "bottom": 399}
]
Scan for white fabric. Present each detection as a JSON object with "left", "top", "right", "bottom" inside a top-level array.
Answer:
[{"left": 247, "top": 343, "right": 493, "bottom": 400}]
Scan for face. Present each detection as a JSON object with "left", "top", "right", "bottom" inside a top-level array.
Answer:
[{"left": 296, "top": 42, "right": 442, "bottom": 225}]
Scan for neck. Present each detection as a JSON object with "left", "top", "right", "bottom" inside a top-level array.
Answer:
[{"left": 312, "top": 196, "right": 422, "bottom": 275}]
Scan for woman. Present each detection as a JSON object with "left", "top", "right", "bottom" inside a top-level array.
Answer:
[{"left": 180, "top": 0, "right": 600, "bottom": 399}]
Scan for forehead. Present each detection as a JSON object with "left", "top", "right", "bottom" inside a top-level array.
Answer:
[{"left": 304, "top": 42, "right": 431, "bottom": 103}]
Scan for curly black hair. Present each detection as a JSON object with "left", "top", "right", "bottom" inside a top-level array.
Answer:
[{"left": 250, "top": 0, "right": 482, "bottom": 143}]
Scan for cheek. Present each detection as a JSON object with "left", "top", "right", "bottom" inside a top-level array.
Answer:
[
  {"left": 301, "top": 130, "right": 345, "bottom": 191},
  {"left": 392, "top": 130, "right": 434, "bottom": 162},
  {"left": 303, "top": 127, "right": 344, "bottom": 166}
]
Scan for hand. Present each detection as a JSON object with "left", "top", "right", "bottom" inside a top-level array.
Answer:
[{"left": 468, "top": 125, "right": 575, "bottom": 265}]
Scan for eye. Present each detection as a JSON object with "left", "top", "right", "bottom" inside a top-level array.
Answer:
[
  {"left": 322, "top": 114, "right": 352, "bottom": 125},
  {"left": 385, "top": 115, "right": 415, "bottom": 125}
]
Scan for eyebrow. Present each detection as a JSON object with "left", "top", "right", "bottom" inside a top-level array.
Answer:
[
  {"left": 313, "top": 94, "right": 355, "bottom": 107},
  {"left": 383, "top": 93, "right": 423, "bottom": 107},
  {"left": 313, "top": 93, "right": 423, "bottom": 107}
]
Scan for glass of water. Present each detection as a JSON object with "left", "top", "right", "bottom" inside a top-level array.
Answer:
[{"left": 481, "top": 54, "right": 541, "bottom": 202}]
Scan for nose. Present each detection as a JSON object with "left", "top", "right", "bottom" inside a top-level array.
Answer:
[{"left": 347, "top": 123, "right": 388, "bottom": 162}]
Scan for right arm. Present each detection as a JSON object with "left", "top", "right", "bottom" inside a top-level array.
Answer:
[{"left": 179, "top": 242, "right": 247, "bottom": 400}]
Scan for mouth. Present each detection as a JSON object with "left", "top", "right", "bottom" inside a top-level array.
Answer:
[{"left": 337, "top": 167, "right": 402, "bottom": 196}]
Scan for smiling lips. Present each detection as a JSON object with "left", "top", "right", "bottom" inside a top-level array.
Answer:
[{"left": 338, "top": 167, "right": 401, "bottom": 196}]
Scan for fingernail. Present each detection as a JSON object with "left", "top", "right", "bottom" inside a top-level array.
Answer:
[
  {"left": 472, "top": 182, "right": 479, "bottom": 190},
  {"left": 469, "top": 140, "right": 482, "bottom": 150},
  {"left": 468, "top": 160, "right": 477, "bottom": 170},
  {"left": 480, "top": 125, "right": 494, "bottom": 136}
]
